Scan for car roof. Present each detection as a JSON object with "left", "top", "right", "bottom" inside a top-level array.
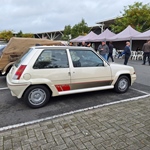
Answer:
[{"left": 31, "top": 46, "right": 93, "bottom": 50}]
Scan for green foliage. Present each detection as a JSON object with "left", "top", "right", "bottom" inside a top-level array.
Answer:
[
  {"left": 22, "top": 33, "right": 34, "bottom": 38},
  {"left": 17, "top": 30, "right": 33, "bottom": 38},
  {"left": 61, "top": 25, "right": 72, "bottom": 40},
  {"left": 17, "top": 30, "right": 23, "bottom": 37},
  {"left": 110, "top": 2, "right": 150, "bottom": 33},
  {"left": 61, "top": 19, "right": 89, "bottom": 40},
  {"left": 71, "top": 19, "right": 89, "bottom": 38},
  {"left": 0, "top": 30, "right": 13, "bottom": 42},
  {"left": 0, "top": 30, "right": 34, "bottom": 42}
]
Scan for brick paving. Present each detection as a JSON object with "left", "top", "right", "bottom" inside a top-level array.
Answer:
[{"left": 0, "top": 97, "right": 150, "bottom": 150}]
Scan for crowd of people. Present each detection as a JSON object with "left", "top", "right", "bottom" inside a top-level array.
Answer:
[
  {"left": 69, "top": 41, "right": 92, "bottom": 47},
  {"left": 69, "top": 39, "right": 150, "bottom": 66}
]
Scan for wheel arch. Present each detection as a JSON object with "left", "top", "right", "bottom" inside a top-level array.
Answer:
[
  {"left": 2, "top": 62, "right": 14, "bottom": 75},
  {"left": 114, "top": 74, "right": 131, "bottom": 93},
  {"left": 112, "top": 73, "right": 131, "bottom": 86},
  {"left": 22, "top": 84, "right": 52, "bottom": 98},
  {"left": 118, "top": 74, "right": 131, "bottom": 86}
]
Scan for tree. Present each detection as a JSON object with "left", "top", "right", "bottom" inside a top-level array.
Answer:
[
  {"left": 16, "top": 30, "right": 33, "bottom": 38},
  {"left": 22, "top": 33, "right": 34, "bottom": 38},
  {"left": 61, "top": 25, "right": 72, "bottom": 41},
  {"left": 71, "top": 19, "right": 89, "bottom": 38},
  {"left": 17, "top": 30, "right": 23, "bottom": 37},
  {"left": 110, "top": 2, "right": 150, "bottom": 33},
  {"left": 61, "top": 19, "right": 89, "bottom": 40},
  {"left": 0, "top": 30, "right": 13, "bottom": 42},
  {"left": 0, "top": 30, "right": 34, "bottom": 42}
]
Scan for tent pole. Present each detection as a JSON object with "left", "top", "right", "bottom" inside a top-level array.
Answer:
[{"left": 130, "top": 39, "right": 132, "bottom": 51}]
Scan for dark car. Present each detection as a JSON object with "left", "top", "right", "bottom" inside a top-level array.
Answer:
[{"left": 0, "top": 45, "right": 7, "bottom": 57}]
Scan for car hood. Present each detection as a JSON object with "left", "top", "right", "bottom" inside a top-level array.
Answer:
[
  {"left": 109, "top": 62, "right": 135, "bottom": 73},
  {"left": 109, "top": 62, "right": 132, "bottom": 68}
]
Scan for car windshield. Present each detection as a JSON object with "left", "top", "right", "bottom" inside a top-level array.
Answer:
[
  {"left": 14, "top": 48, "right": 33, "bottom": 68},
  {"left": 0, "top": 45, "right": 7, "bottom": 56}
]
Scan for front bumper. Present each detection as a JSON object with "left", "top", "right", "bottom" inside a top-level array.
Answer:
[{"left": 131, "top": 74, "right": 136, "bottom": 85}]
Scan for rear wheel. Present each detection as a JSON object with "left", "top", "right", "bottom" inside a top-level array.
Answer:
[
  {"left": 24, "top": 85, "right": 50, "bottom": 108},
  {"left": 114, "top": 76, "right": 130, "bottom": 93}
]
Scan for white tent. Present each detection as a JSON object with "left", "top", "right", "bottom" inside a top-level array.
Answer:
[
  {"left": 91, "top": 29, "right": 116, "bottom": 42},
  {"left": 108, "top": 25, "right": 141, "bottom": 41},
  {"left": 133, "top": 29, "right": 150, "bottom": 40},
  {"left": 70, "top": 36, "right": 84, "bottom": 42},
  {"left": 70, "top": 31, "right": 98, "bottom": 42}
]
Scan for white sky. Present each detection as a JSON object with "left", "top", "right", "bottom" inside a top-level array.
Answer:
[{"left": 0, "top": 0, "right": 149, "bottom": 33}]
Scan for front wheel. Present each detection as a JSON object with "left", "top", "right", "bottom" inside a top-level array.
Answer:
[
  {"left": 114, "top": 76, "right": 130, "bottom": 93},
  {"left": 24, "top": 85, "right": 50, "bottom": 108}
]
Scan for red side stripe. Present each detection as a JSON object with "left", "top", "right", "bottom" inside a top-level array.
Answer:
[
  {"left": 55, "top": 85, "right": 70, "bottom": 92},
  {"left": 62, "top": 85, "right": 71, "bottom": 91},
  {"left": 55, "top": 85, "right": 62, "bottom": 92}
]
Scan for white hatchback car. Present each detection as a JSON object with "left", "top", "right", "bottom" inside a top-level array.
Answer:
[{"left": 7, "top": 46, "right": 136, "bottom": 108}]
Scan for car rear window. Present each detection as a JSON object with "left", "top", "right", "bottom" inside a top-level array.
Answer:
[
  {"left": 14, "top": 48, "right": 33, "bottom": 68},
  {"left": 33, "top": 49, "right": 69, "bottom": 69}
]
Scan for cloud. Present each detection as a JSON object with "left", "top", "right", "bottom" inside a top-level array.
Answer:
[{"left": 0, "top": 0, "right": 149, "bottom": 33}]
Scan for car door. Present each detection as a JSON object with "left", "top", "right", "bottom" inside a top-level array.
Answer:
[{"left": 69, "top": 49, "right": 112, "bottom": 90}]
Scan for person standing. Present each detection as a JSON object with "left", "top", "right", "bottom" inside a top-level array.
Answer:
[
  {"left": 69, "top": 42, "right": 73, "bottom": 46},
  {"left": 81, "top": 41, "right": 86, "bottom": 47},
  {"left": 98, "top": 41, "right": 109, "bottom": 60},
  {"left": 87, "top": 42, "right": 91, "bottom": 47},
  {"left": 142, "top": 40, "right": 150, "bottom": 65},
  {"left": 107, "top": 41, "right": 114, "bottom": 62},
  {"left": 123, "top": 41, "right": 131, "bottom": 65}
]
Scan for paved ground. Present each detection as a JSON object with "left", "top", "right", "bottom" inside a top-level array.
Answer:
[
  {"left": 1, "top": 57, "right": 150, "bottom": 129},
  {"left": 0, "top": 58, "right": 150, "bottom": 150},
  {"left": 113, "top": 58, "right": 150, "bottom": 87},
  {"left": 0, "top": 96, "right": 150, "bottom": 150}
]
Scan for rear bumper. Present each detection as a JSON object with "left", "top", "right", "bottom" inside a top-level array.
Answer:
[{"left": 6, "top": 75, "right": 30, "bottom": 98}]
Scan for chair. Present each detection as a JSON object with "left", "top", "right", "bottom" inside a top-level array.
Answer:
[
  {"left": 136, "top": 51, "right": 143, "bottom": 60},
  {"left": 130, "top": 51, "right": 137, "bottom": 60}
]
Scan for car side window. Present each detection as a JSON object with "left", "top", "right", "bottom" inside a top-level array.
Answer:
[
  {"left": 70, "top": 49, "right": 104, "bottom": 67},
  {"left": 33, "top": 49, "right": 69, "bottom": 69}
]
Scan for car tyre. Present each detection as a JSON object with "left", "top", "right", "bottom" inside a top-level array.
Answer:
[
  {"left": 114, "top": 76, "right": 130, "bottom": 93},
  {"left": 24, "top": 85, "right": 50, "bottom": 108}
]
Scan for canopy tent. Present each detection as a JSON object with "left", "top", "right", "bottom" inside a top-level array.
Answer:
[
  {"left": 133, "top": 29, "right": 150, "bottom": 40},
  {"left": 70, "top": 36, "right": 84, "bottom": 42},
  {"left": 80, "top": 31, "right": 98, "bottom": 42},
  {"left": 108, "top": 25, "right": 141, "bottom": 41},
  {"left": 70, "top": 31, "right": 98, "bottom": 42},
  {"left": 90, "top": 29, "right": 116, "bottom": 42}
]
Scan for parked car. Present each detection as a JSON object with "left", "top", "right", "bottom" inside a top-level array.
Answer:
[
  {"left": 0, "top": 45, "right": 7, "bottom": 56},
  {"left": 7, "top": 46, "right": 136, "bottom": 108},
  {"left": 0, "top": 37, "right": 64, "bottom": 75}
]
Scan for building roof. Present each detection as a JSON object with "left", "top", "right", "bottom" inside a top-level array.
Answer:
[
  {"left": 35, "top": 30, "right": 64, "bottom": 35},
  {"left": 96, "top": 17, "right": 116, "bottom": 27},
  {"left": 34, "top": 18, "right": 117, "bottom": 40}
]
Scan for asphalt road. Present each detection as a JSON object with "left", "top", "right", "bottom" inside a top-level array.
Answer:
[
  {"left": 114, "top": 58, "right": 150, "bottom": 87},
  {"left": 0, "top": 58, "right": 150, "bottom": 128}
]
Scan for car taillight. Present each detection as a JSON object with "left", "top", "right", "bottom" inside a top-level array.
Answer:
[{"left": 13, "top": 65, "right": 26, "bottom": 80}]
